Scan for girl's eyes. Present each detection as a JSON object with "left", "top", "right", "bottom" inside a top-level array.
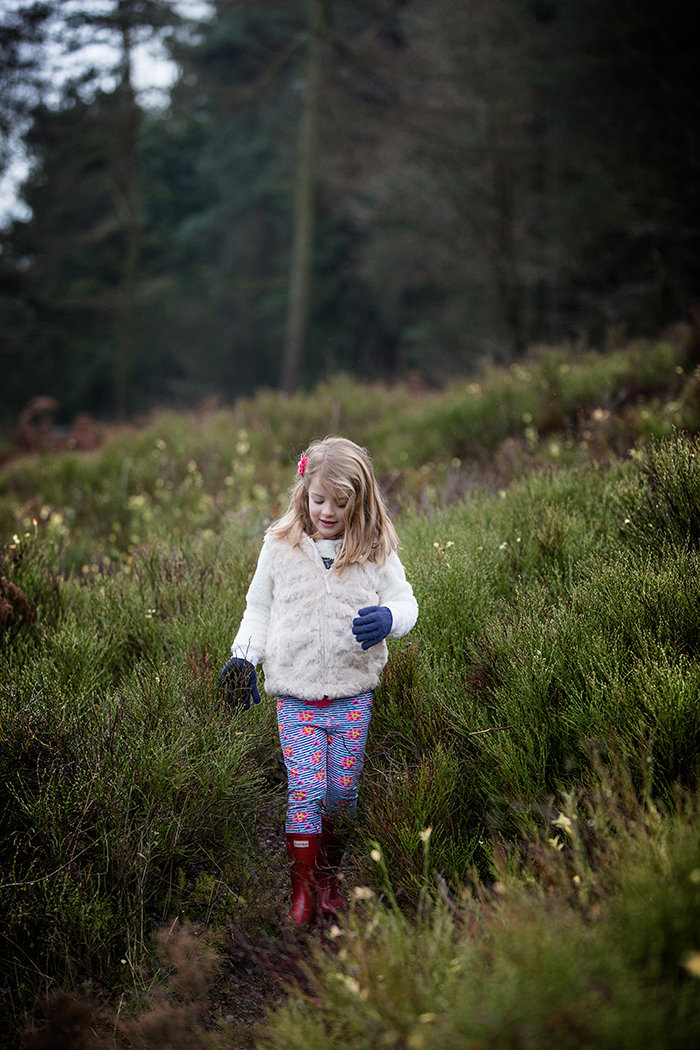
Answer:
[{"left": 311, "top": 495, "right": 346, "bottom": 508}]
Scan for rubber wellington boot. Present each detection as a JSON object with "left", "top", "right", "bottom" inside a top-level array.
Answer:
[
  {"left": 316, "top": 819, "right": 349, "bottom": 917},
  {"left": 286, "top": 833, "right": 321, "bottom": 926}
]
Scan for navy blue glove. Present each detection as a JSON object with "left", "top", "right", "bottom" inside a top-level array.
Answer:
[
  {"left": 352, "top": 606, "right": 393, "bottom": 650},
  {"left": 219, "top": 657, "right": 262, "bottom": 710}
]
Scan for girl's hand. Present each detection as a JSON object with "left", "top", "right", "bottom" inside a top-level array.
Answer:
[
  {"left": 219, "top": 657, "right": 262, "bottom": 710},
  {"left": 352, "top": 606, "right": 393, "bottom": 649}
]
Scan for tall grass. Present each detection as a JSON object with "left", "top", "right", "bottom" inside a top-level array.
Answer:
[
  {"left": 1, "top": 528, "right": 283, "bottom": 1042},
  {"left": 17, "top": 773, "right": 700, "bottom": 1049},
  {"left": 356, "top": 450, "right": 700, "bottom": 892},
  {"left": 258, "top": 771, "right": 700, "bottom": 1050},
  {"left": 2, "top": 328, "right": 700, "bottom": 1045}
]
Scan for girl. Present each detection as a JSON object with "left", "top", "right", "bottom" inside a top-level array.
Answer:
[{"left": 220, "top": 436, "right": 418, "bottom": 926}]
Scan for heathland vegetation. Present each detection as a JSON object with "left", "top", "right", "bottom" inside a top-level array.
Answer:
[{"left": 1, "top": 329, "right": 700, "bottom": 1047}]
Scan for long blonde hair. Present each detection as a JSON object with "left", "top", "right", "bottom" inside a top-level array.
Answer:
[{"left": 268, "top": 436, "right": 399, "bottom": 570}]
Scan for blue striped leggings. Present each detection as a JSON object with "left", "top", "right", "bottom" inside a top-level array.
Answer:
[{"left": 276, "top": 692, "right": 374, "bottom": 834}]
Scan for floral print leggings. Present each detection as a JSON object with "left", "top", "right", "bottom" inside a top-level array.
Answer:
[{"left": 276, "top": 692, "right": 374, "bottom": 834}]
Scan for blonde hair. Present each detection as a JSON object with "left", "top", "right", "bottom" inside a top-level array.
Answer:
[{"left": 268, "top": 436, "right": 399, "bottom": 570}]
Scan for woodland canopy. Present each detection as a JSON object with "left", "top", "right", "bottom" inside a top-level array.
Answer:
[{"left": 0, "top": 0, "right": 698, "bottom": 423}]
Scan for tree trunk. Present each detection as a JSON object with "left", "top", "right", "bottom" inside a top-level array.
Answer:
[
  {"left": 113, "top": 1, "right": 143, "bottom": 419},
  {"left": 280, "top": 0, "right": 331, "bottom": 396}
]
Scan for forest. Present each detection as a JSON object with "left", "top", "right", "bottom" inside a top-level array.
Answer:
[{"left": 1, "top": 0, "right": 699, "bottom": 426}]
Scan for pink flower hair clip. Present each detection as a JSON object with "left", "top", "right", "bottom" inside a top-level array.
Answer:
[{"left": 297, "top": 454, "right": 308, "bottom": 478}]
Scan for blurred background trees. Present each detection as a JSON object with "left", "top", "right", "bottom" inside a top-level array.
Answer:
[{"left": 0, "top": 0, "right": 698, "bottom": 423}]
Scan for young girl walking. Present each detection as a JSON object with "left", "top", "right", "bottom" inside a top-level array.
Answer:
[{"left": 220, "top": 436, "right": 418, "bottom": 926}]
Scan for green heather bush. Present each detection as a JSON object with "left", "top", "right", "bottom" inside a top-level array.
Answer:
[
  {"left": 0, "top": 530, "right": 282, "bottom": 1041},
  {"left": 351, "top": 457, "right": 699, "bottom": 892},
  {"left": 620, "top": 432, "right": 700, "bottom": 554},
  {"left": 0, "top": 330, "right": 692, "bottom": 565},
  {"left": 14, "top": 777, "right": 700, "bottom": 1049}
]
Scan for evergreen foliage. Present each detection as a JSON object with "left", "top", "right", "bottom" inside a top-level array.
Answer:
[{"left": 1, "top": 0, "right": 699, "bottom": 421}]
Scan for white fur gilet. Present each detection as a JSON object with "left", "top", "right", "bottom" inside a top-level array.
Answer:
[{"left": 262, "top": 534, "right": 388, "bottom": 699}]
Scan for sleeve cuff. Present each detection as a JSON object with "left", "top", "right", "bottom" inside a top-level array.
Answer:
[{"left": 230, "top": 642, "right": 262, "bottom": 667}]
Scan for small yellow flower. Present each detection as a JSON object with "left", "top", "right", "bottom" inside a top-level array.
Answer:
[
  {"left": 552, "top": 812, "right": 574, "bottom": 835},
  {"left": 336, "top": 974, "right": 361, "bottom": 996},
  {"left": 419, "top": 827, "right": 432, "bottom": 843},
  {"left": 352, "top": 886, "right": 374, "bottom": 900},
  {"left": 370, "top": 848, "right": 382, "bottom": 863},
  {"left": 683, "top": 951, "right": 700, "bottom": 978}
]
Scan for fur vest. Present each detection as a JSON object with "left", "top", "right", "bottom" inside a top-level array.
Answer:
[{"left": 262, "top": 534, "right": 388, "bottom": 699}]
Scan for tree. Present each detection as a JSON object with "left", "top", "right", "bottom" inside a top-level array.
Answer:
[
  {"left": 280, "top": 0, "right": 333, "bottom": 395},
  {"left": 0, "top": 0, "right": 187, "bottom": 419},
  {"left": 158, "top": 1, "right": 304, "bottom": 398},
  {"left": 60, "top": 0, "right": 184, "bottom": 417},
  {"left": 2, "top": 87, "right": 143, "bottom": 418},
  {"left": 165, "top": 0, "right": 411, "bottom": 396}
]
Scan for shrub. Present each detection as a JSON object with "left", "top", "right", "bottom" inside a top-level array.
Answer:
[
  {"left": 619, "top": 432, "right": 700, "bottom": 554},
  {"left": 0, "top": 533, "right": 280, "bottom": 1040}
]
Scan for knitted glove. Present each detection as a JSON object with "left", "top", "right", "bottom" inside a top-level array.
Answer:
[
  {"left": 352, "top": 606, "right": 393, "bottom": 650},
  {"left": 219, "top": 656, "right": 262, "bottom": 710}
]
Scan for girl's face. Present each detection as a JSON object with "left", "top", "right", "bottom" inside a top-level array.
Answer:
[{"left": 308, "top": 476, "right": 348, "bottom": 540}]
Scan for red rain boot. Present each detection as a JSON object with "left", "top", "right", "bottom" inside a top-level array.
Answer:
[
  {"left": 286, "top": 833, "right": 321, "bottom": 926},
  {"left": 316, "top": 819, "right": 348, "bottom": 917}
]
